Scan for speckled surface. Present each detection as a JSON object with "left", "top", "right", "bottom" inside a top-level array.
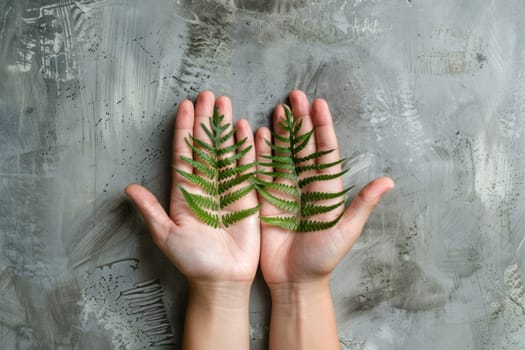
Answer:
[{"left": 1, "top": 0, "right": 524, "bottom": 349}]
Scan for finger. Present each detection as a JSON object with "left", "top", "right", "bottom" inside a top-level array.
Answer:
[
  {"left": 125, "top": 184, "right": 175, "bottom": 249},
  {"left": 289, "top": 90, "right": 315, "bottom": 164},
  {"left": 272, "top": 104, "right": 290, "bottom": 156},
  {"left": 340, "top": 177, "right": 394, "bottom": 246},
  {"left": 236, "top": 118, "right": 256, "bottom": 171},
  {"left": 193, "top": 91, "right": 215, "bottom": 167},
  {"left": 311, "top": 98, "right": 341, "bottom": 173},
  {"left": 256, "top": 127, "right": 273, "bottom": 182},
  {"left": 255, "top": 127, "right": 281, "bottom": 216},
  {"left": 230, "top": 118, "right": 258, "bottom": 209},
  {"left": 215, "top": 96, "right": 234, "bottom": 157},
  {"left": 172, "top": 100, "right": 195, "bottom": 186}
]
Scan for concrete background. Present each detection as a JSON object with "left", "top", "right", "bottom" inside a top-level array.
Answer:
[{"left": 1, "top": 0, "right": 525, "bottom": 349}]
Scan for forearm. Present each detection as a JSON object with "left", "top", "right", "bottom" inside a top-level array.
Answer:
[
  {"left": 183, "top": 281, "right": 251, "bottom": 350},
  {"left": 269, "top": 278, "right": 340, "bottom": 350}
]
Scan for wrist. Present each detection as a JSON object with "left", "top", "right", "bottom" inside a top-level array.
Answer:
[
  {"left": 268, "top": 278, "right": 332, "bottom": 308},
  {"left": 188, "top": 280, "right": 252, "bottom": 311},
  {"left": 183, "top": 280, "right": 252, "bottom": 349},
  {"left": 267, "top": 278, "right": 340, "bottom": 350}
]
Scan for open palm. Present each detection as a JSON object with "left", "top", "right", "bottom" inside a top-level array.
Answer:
[
  {"left": 255, "top": 90, "right": 394, "bottom": 286},
  {"left": 126, "top": 91, "right": 260, "bottom": 285}
]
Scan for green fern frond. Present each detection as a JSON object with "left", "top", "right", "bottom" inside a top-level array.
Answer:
[
  {"left": 175, "top": 106, "right": 258, "bottom": 228},
  {"left": 255, "top": 104, "right": 350, "bottom": 232}
]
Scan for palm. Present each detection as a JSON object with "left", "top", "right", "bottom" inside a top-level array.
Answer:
[
  {"left": 166, "top": 182, "right": 259, "bottom": 283},
  {"left": 126, "top": 91, "right": 260, "bottom": 285},
  {"left": 260, "top": 225, "right": 345, "bottom": 284}
]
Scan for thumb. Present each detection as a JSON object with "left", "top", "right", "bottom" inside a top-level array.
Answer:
[
  {"left": 125, "top": 184, "right": 174, "bottom": 248},
  {"left": 340, "top": 177, "right": 395, "bottom": 245}
]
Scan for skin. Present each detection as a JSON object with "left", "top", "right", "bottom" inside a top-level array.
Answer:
[{"left": 125, "top": 90, "right": 394, "bottom": 350}]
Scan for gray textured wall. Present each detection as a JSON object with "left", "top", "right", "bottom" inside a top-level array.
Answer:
[{"left": 1, "top": 0, "right": 525, "bottom": 349}]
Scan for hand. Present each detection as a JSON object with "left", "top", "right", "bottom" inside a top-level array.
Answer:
[
  {"left": 125, "top": 91, "right": 259, "bottom": 349},
  {"left": 126, "top": 91, "right": 260, "bottom": 287},
  {"left": 256, "top": 90, "right": 394, "bottom": 350},
  {"left": 256, "top": 90, "right": 394, "bottom": 288}
]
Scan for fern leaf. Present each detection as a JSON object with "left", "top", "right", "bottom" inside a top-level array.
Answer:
[
  {"left": 185, "top": 138, "right": 217, "bottom": 167},
  {"left": 178, "top": 156, "right": 216, "bottom": 178},
  {"left": 217, "top": 145, "right": 251, "bottom": 168},
  {"left": 257, "top": 162, "right": 295, "bottom": 171},
  {"left": 257, "top": 171, "right": 297, "bottom": 181},
  {"left": 222, "top": 205, "right": 260, "bottom": 227},
  {"left": 189, "top": 135, "right": 215, "bottom": 154},
  {"left": 250, "top": 178, "right": 299, "bottom": 195},
  {"left": 271, "top": 130, "right": 289, "bottom": 143},
  {"left": 298, "top": 212, "right": 344, "bottom": 232},
  {"left": 260, "top": 216, "right": 299, "bottom": 231},
  {"left": 295, "top": 149, "right": 334, "bottom": 164},
  {"left": 220, "top": 184, "right": 254, "bottom": 209},
  {"left": 296, "top": 159, "right": 345, "bottom": 174},
  {"left": 264, "top": 139, "right": 290, "bottom": 154},
  {"left": 176, "top": 168, "right": 217, "bottom": 195},
  {"left": 298, "top": 169, "right": 349, "bottom": 189},
  {"left": 200, "top": 122, "right": 216, "bottom": 144},
  {"left": 217, "top": 138, "right": 246, "bottom": 156},
  {"left": 178, "top": 186, "right": 219, "bottom": 210},
  {"left": 301, "top": 200, "right": 345, "bottom": 217},
  {"left": 179, "top": 186, "right": 219, "bottom": 228},
  {"left": 278, "top": 121, "right": 291, "bottom": 132},
  {"left": 219, "top": 162, "right": 257, "bottom": 180},
  {"left": 260, "top": 154, "right": 293, "bottom": 163},
  {"left": 294, "top": 130, "right": 314, "bottom": 153},
  {"left": 301, "top": 186, "right": 354, "bottom": 202},
  {"left": 293, "top": 119, "right": 303, "bottom": 133},
  {"left": 219, "top": 172, "right": 255, "bottom": 193},
  {"left": 256, "top": 187, "right": 298, "bottom": 213},
  {"left": 219, "top": 128, "right": 236, "bottom": 145}
]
